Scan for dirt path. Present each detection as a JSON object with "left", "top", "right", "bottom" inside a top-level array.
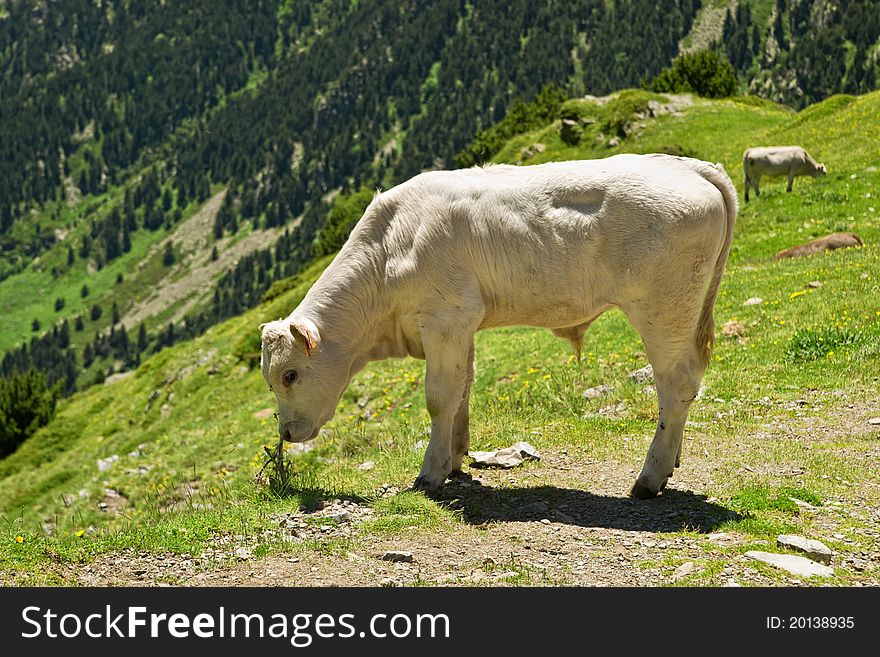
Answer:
[{"left": 57, "top": 440, "right": 880, "bottom": 587}]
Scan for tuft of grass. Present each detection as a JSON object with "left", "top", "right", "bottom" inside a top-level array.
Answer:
[
  {"left": 785, "top": 326, "right": 868, "bottom": 362},
  {"left": 360, "top": 492, "right": 455, "bottom": 534},
  {"left": 728, "top": 484, "right": 823, "bottom": 514}
]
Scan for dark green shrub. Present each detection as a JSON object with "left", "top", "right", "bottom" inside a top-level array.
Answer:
[
  {"left": 648, "top": 51, "right": 737, "bottom": 98},
  {"left": 455, "top": 84, "right": 568, "bottom": 167},
  {"left": 311, "top": 187, "right": 375, "bottom": 258},
  {"left": 0, "top": 370, "right": 60, "bottom": 458}
]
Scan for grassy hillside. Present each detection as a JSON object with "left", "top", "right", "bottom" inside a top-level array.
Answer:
[{"left": 2, "top": 92, "right": 879, "bottom": 586}]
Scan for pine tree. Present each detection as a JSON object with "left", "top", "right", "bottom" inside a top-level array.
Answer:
[
  {"left": 137, "top": 323, "right": 148, "bottom": 351},
  {"left": 59, "top": 320, "right": 70, "bottom": 348},
  {"left": 163, "top": 241, "right": 175, "bottom": 266}
]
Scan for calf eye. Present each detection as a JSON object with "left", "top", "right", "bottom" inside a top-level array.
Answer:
[{"left": 282, "top": 370, "right": 298, "bottom": 386}]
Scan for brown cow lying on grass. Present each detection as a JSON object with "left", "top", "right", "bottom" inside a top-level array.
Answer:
[
  {"left": 743, "top": 146, "right": 826, "bottom": 201},
  {"left": 775, "top": 232, "right": 863, "bottom": 259},
  {"left": 260, "top": 154, "right": 737, "bottom": 499}
]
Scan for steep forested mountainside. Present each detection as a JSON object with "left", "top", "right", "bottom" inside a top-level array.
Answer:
[
  {"left": 714, "top": 0, "right": 880, "bottom": 105},
  {"left": 0, "top": 0, "right": 877, "bottom": 403}
]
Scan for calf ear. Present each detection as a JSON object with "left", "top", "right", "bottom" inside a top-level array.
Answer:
[{"left": 290, "top": 319, "right": 321, "bottom": 357}]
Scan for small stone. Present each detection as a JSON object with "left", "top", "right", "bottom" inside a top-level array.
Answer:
[
  {"left": 867, "top": 418, "right": 880, "bottom": 426},
  {"left": 96, "top": 455, "right": 119, "bottom": 472},
  {"left": 411, "top": 439, "right": 428, "bottom": 451},
  {"left": 806, "top": 281, "right": 822, "bottom": 288},
  {"left": 516, "top": 501, "right": 549, "bottom": 515},
  {"left": 788, "top": 497, "right": 818, "bottom": 512},
  {"left": 777, "top": 535, "right": 833, "bottom": 564},
  {"left": 721, "top": 320, "right": 746, "bottom": 338},
  {"left": 743, "top": 297, "right": 763, "bottom": 306},
  {"left": 469, "top": 442, "right": 540, "bottom": 468},
  {"left": 234, "top": 548, "right": 252, "bottom": 560},
  {"left": 381, "top": 551, "right": 413, "bottom": 563},
  {"left": 540, "top": 518, "right": 551, "bottom": 525},
  {"left": 329, "top": 510, "right": 350, "bottom": 523},
  {"left": 672, "top": 561, "right": 696, "bottom": 581},
  {"left": 357, "top": 460, "right": 375, "bottom": 471},
  {"left": 470, "top": 448, "right": 522, "bottom": 468},
  {"left": 583, "top": 384, "right": 611, "bottom": 399},
  {"left": 628, "top": 364, "right": 653, "bottom": 384},
  {"left": 745, "top": 551, "right": 834, "bottom": 578},
  {"left": 510, "top": 441, "right": 541, "bottom": 460},
  {"left": 379, "top": 577, "right": 396, "bottom": 587},
  {"left": 554, "top": 511, "right": 576, "bottom": 523}
]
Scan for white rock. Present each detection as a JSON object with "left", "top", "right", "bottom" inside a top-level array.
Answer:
[
  {"left": 583, "top": 384, "right": 611, "bottom": 399},
  {"left": 672, "top": 561, "right": 696, "bottom": 581},
  {"left": 469, "top": 441, "right": 540, "bottom": 468},
  {"left": 743, "top": 297, "right": 764, "bottom": 306},
  {"left": 97, "top": 455, "right": 119, "bottom": 472},
  {"left": 357, "top": 460, "right": 375, "bottom": 471},
  {"left": 628, "top": 364, "right": 653, "bottom": 384},
  {"left": 510, "top": 441, "right": 541, "bottom": 460},
  {"left": 777, "top": 535, "right": 833, "bottom": 564},
  {"left": 745, "top": 551, "right": 834, "bottom": 578},
  {"left": 867, "top": 418, "right": 880, "bottom": 426}
]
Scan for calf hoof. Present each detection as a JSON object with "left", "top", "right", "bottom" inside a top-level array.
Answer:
[
  {"left": 413, "top": 474, "right": 445, "bottom": 493},
  {"left": 629, "top": 479, "right": 660, "bottom": 499}
]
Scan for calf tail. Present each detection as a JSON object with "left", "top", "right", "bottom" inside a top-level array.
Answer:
[{"left": 693, "top": 161, "right": 738, "bottom": 370}]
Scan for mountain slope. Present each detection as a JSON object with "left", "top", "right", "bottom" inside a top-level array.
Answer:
[
  {"left": 3, "top": 1, "right": 879, "bottom": 403},
  {"left": 2, "top": 91, "right": 879, "bottom": 586},
  {"left": 1, "top": 0, "right": 706, "bottom": 396}
]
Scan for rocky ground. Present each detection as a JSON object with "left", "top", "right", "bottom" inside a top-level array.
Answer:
[{"left": 51, "top": 443, "right": 879, "bottom": 588}]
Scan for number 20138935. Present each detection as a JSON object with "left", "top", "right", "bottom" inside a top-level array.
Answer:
[{"left": 766, "top": 616, "right": 854, "bottom": 629}]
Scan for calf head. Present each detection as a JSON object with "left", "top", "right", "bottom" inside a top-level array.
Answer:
[
  {"left": 260, "top": 317, "right": 350, "bottom": 443},
  {"left": 814, "top": 163, "right": 827, "bottom": 177}
]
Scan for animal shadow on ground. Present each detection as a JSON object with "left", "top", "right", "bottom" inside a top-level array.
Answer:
[{"left": 432, "top": 475, "right": 738, "bottom": 534}]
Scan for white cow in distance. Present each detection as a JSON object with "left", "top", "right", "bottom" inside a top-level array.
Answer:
[
  {"left": 261, "top": 154, "right": 737, "bottom": 499},
  {"left": 743, "top": 146, "right": 826, "bottom": 201}
]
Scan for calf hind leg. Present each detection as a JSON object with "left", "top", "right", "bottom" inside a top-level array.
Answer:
[{"left": 627, "top": 323, "right": 708, "bottom": 499}]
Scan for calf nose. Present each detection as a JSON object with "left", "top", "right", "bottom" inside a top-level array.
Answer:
[{"left": 280, "top": 425, "right": 292, "bottom": 441}]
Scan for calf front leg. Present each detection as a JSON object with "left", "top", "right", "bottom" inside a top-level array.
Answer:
[{"left": 415, "top": 330, "right": 474, "bottom": 490}]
